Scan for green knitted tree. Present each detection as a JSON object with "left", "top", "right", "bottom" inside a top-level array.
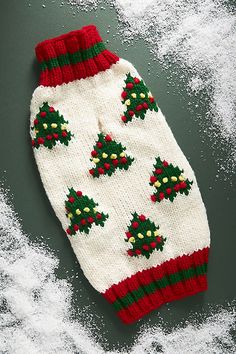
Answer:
[
  {"left": 125, "top": 212, "right": 166, "bottom": 259},
  {"left": 121, "top": 73, "right": 158, "bottom": 123},
  {"left": 65, "top": 188, "right": 108, "bottom": 235},
  {"left": 89, "top": 133, "right": 134, "bottom": 177},
  {"left": 150, "top": 157, "right": 193, "bottom": 203},
  {"left": 31, "top": 102, "right": 72, "bottom": 149}
]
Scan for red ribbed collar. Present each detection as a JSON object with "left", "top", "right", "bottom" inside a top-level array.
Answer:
[{"left": 35, "top": 25, "right": 119, "bottom": 87}]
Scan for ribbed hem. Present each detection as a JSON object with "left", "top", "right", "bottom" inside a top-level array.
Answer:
[
  {"left": 103, "top": 247, "right": 209, "bottom": 324},
  {"left": 35, "top": 25, "right": 119, "bottom": 87}
]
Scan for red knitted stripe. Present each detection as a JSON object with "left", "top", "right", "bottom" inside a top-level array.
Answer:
[
  {"left": 36, "top": 25, "right": 103, "bottom": 61},
  {"left": 103, "top": 247, "right": 209, "bottom": 303},
  {"left": 117, "top": 274, "right": 207, "bottom": 324}
]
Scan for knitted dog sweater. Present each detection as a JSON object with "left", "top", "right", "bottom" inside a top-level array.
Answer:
[{"left": 30, "top": 25, "right": 210, "bottom": 324}]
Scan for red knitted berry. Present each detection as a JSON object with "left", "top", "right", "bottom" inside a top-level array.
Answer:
[
  {"left": 151, "top": 194, "right": 157, "bottom": 202},
  {"left": 34, "top": 119, "right": 39, "bottom": 125},
  {"left": 96, "top": 213, "right": 102, "bottom": 219},
  {"left": 128, "top": 110, "right": 134, "bottom": 117},
  {"left": 73, "top": 224, "right": 79, "bottom": 231},
  {"left": 98, "top": 167, "right": 105, "bottom": 174},
  {"left": 46, "top": 135, "right": 52, "bottom": 140},
  {"left": 38, "top": 137, "right": 44, "bottom": 144},
  {"left": 40, "top": 111, "right": 46, "bottom": 118},
  {"left": 155, "top": 168, "right": 163, "bottom": 175},
  {"left": 134, "top": 77, "right": 140, "bottom": 84},
  {"left": 97, "top": 142, "right": 103, "bottom": 148},
  {"left": 139, "top": 214, "right": 146, "bottom": 222},
  {"left": 105, "top": 134, "right": 112, "bottom": 142},
  {"left": 104, "top": 163, "right": 110, "bottom": 170},
  {"left": 132, "top": 221, "right": 139, "bottom": 229},
  {"left": 66, "top": 228, "right": 71, "bottom": 235},
  {"left": 156, "top": 236, "right": 162, "bottom": 243},
  {"left": 135, "top": 249, "right": 141, "bottom": 255},
  {"left": 149, "top": 96, "right": 154, "bottom": 103},
  {"left": 126, "top": 82, "right": 134, "bottom": 89},
  {"left": 180, "top": 181, "right": 187, "bottom": 189},
  {"left": 76, "top": 191, "right": 82, "bottom": 197},
  {"left": 120, "top": 157, "right": 127, "bottom": 164},
  {"left": 89, "top": 169, "right": 95, "bottom": 176},
  {"left": 142, "top": 102, "right": 149, "bottom": 109},
  {"left": 126, "top": 232, "right": 132, "bottom": 238},
  {"left": 159, "top": 192, "right": 165, "bottom": 200},
  {"left": 81, "top": 219, "right": 87, "bottom": 225},
  {"left": 121, "top": 115, "right": 127, "bottom": 123},
  {"left": 53, "top": 133, "right": 59, "bottom": 139},
  {"left": 49, "top": 107, "right": 55, "bottom": 113},
  {"left": 31, "top": 140, "right": 35, "bottom": 147},
  {"left": 150, "top": 176, "right": 157, "bottom": 183},
  {"left": 87, "top": 217, "right": 94, "bottom": 224},
  {"left": 112, "top": 159, "right": 119, "bottom": 167},
  {"left": 150, "top": 242, "right": 156, "bottom": 248},
  {"left": 143, "top": 244, "right": 149, "bottom": 251},
  {"left": 166, "top": 188, "right": 172, "bottom": 195},
  {"left": 92, "top": 150, "right": 99, "bottom": 158},
  {"left": 121, "top": 91, "right": 127, "bottom": 99},
  {"left": 174, "top": 184, "right": 180, "bottom": 192},
  {"left": 61, "top": 131, "right": 67, "bottom": 137},
  {"left": 163, "top": 160, "right": 169, "bottom": 167},
  {"left": 68, "top": 197, "right": 75, "bottom": 203},
  {"left": 127, "top": 249, "right": 134, "bottom": 256},
  {"left": 136, "top": 104, "right": 143, "bottom": 111}
]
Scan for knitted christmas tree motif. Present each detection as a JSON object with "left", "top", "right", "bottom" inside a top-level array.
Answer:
[
  {"left": 125, "top": 213, "right": 166, "bottom": 259},
  {"left": 89, "top": 133, "right": 134, "bottom": 178},
  {"left": 120, "top": 73, "right": 158, "bottom": 123},
  {"left": 65, "top": 188, "right": 108, "bottom": 235},
  {"left": 31, "top": 102, "right": 72, "bottom": 149},
  {"left": 150, "top": 157, "right": 193, "bottom": 203}
]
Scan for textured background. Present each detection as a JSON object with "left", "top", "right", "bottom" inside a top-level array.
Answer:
[{"left": 0, "top": 0, "right": 235, "bottom": 351}]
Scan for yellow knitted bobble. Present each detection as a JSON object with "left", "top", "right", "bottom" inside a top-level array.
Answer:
[
  {"left": 93, "top": 207, "right": 97, "bottom": 212},
  {"left": 171, "top": 176, "right": 178, "bottom": 182},
  {"left": 137, "top": 233, "right": 144, "bottom": 239},
  {"left": 140, "top": 93, "right": 145, "bottom": 98},
  {"left": 68, "top": 213, "right": 73, "bottom": 219},
  {"left": 75, "top": 209, "right": 81, "bottom": 215},
  {"left": 129, "top": 237, "right": 135, "bottom": 243},
  {"left": 110, "top": 154, "right": 117, "bottom": 159},
  {"left": 146, "top": 230, "right": 152, "bottom": 237},
  {"left": 93, "top": 158, "right": 100, "bottom": 164},
  {"left": 120, "top": 152, "right": 126, "bottom": 157},
  {"left": 61, "top": 123, "right": 67, "bottom": 130},
  {"left": 83, "top": 207, "right": 90, "bottom": 212},
  {"left": 125, "top": 99, "right": 131, "bottom": 106},
  {"left": 43, "top": 123, "right": 48, "bottom": 129},
  {"left": 163, "top": 177, "right": 168, "bottom": 183},
  {"left": 131, "top": 93, "right": 137, "bottom": 98},
  {"left": 51, "top": 123, "right": 57, "bottom": 128},
  {"left": 154, "top": 230, "right": 159, "bottom": 236},
  {"left": 102, "top": 152, "right": 108, "bottom": 159},
  {"left": 154, "top": 181, "right": 161, "bottom": 188},
  {"left": 179, "top": 175, "right": 185, "bottom": 181},
  {"left": 35, "top": 130, "right": 39, "bottom": 133}
]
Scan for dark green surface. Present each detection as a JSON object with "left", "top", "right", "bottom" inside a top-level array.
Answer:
[{"left": 0, "top": 0, "right": 235, "bottom": 351}]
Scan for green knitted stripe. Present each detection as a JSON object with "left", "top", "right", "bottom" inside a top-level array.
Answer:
[
  {"left": 40, "top": 41, "right": 106, "bottom": 71},
  {"left": 112, "top": 263, "right": 207, "bottom": 311}
]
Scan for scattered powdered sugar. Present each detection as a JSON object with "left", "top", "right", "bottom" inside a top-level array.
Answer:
[
  {"left": 69, "top": 0, "right": 236, "bottom": 177},
  {"left": 0, "top": 186, "right": 235, "bottom": 353}
]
